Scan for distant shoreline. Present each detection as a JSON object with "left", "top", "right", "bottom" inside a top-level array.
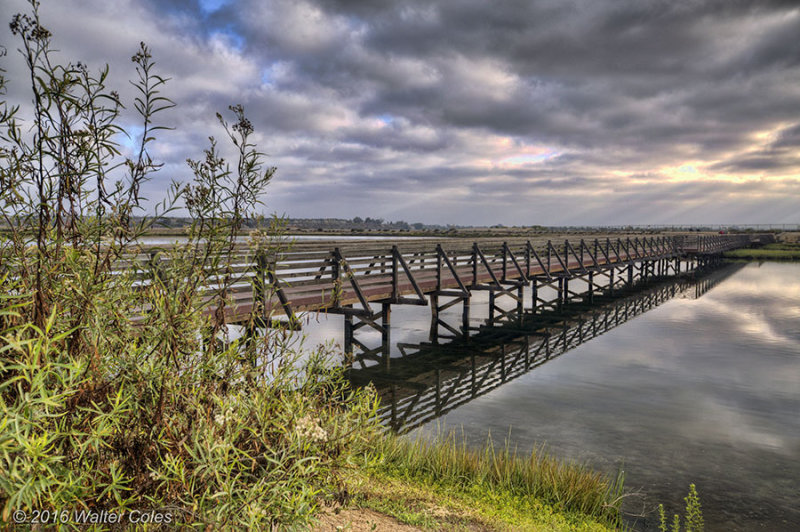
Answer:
[{"left": 723, "top": 242, "right": 800, "bottom": 261}]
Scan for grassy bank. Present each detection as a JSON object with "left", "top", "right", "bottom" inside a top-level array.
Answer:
[
  {"left": 318, "top": 431, "right": 623, "bottom": 530},
  {"left": 723, "top": 242, "right": 800, "bottom": 260}
]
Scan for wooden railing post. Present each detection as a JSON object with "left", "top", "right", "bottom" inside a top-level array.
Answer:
[
  {"left": 472, "top": 242, "right": 478, "bottom": 287},
  {"left": 502, "top": 241, "right": 508, "bottom": 282},
  {"left": 332, "top": 248, "right": 341, "bottom": 307},
  {"left": 525, "top": 241, "right": 531, "bottom": 277},
  {"left": 392, "top": 245, "right": 400, "bottom": 300}
]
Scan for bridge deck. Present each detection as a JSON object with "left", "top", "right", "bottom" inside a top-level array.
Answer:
[{"left": 124, "top": 232, "right": 770, "bottom": 325}]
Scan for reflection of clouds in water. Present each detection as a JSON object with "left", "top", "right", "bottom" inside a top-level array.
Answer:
[
  {"left": 602, "top": 301, "right": 800, "bottom": 395},
  {"left": 717, "top": 266, "right": 800, "bottom": 300},
  {"left": 782, "top": 306, "right": 800, "bottom": 320},
  {"left": 409, "top": 263, "right": 800, "bottom": 530},
  {"left": 627, "top": 264, "right": 800, "bottom": 352},
  {"left": 695, "top": 298, "right": 797, "bottom": 349},
  {"left": 707, "top": 263, "right": 800, "bottom": 321},
  {"left": 679, "top": 393, "right": 792, "bottom": 455},
  {"left": 528, "top": 266, "right": 800, "bottom": 458}
]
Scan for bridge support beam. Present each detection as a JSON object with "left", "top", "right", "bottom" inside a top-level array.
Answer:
[
  {"left": 563, "top": 271, "right": 599, "bottom": 305},
  {"left": 343, "top": 302, "right": 392, "bottom": 370},
  {"left": 531, "top": 276, "right": 563, "bottom": 314},
  {"left": 430, "top": 291, "right": 471, "bottom": 344},
  {"left": 488, "top": 283, "right": 524, "bottom": 324},
  {"left": 608, "top": 267, "right": 615, "bottom": 296}
]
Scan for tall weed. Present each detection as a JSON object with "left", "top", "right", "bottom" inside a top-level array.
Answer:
[{"left": 658, "top": 484, "right": 704, "bottom": 532}]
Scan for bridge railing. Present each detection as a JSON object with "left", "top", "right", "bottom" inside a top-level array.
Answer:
[
  {"left": 114, "top": 233, "right": 769, "bottom": 322},
  {"left": 678, "top": 233, "right": 773, "bottom": 254}
]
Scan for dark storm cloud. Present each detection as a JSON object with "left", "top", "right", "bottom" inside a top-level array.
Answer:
[
  {"left": 709, "top": 121, "right": 800, "bottom": 173},
  {"left": 773, "top": 123, "right": 800, "bottom": 148},
  {"left": 1, "top": 0, "right": 799, "bottom": 224},
  {"left": 224, "top": 0, "right": 800, "bottom": 169}
]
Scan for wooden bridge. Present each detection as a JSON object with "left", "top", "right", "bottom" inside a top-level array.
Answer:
[{"left": 132, "top": 232, "right": 771, "bottom": 365}]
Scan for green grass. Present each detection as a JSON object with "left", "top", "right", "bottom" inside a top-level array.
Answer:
[
  {"left": 343, "top": 470, "right": 616, "bottom": 531},
  {"left": 724, "top": 243, "right": 800, "bottom": 260},
  {"left": 333, "top": 430, "right": 624, "bottom": 530}
]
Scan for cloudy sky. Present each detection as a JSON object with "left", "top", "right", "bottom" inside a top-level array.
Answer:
[{"left": 2, "top": 0, "right": 799, "bottom": 225}]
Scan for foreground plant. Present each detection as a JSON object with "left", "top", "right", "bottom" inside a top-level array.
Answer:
[
  {"left": 658, "top": 484, "right": 704, "bottom": 532},
  {"left": 1, "top": 2, "right": 379, "bottom": 528}
]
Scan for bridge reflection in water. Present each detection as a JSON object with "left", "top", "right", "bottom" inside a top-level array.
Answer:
[{"left": 348, "top": 263, "right": 745, "bottom": 433}]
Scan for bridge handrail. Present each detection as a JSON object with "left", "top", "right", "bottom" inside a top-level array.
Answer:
[{"left": 107, "top": 232, "right": 771, "bottom": 323}]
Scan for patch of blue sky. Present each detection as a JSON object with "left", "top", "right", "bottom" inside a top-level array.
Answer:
[
  {"left": 118, "top": 124, "right": 144, "bottom": 154},
  {"left": 199, "top": 0, "right": 231, "bottom": 14},
  {"left": 211, "top": 28, "right": 245, "bottom": 51},
  {"left": 377, "top": 114, "right": 395, "bottom": 125},
  {"left": 261, "top": 64, "right": 277, "bottom": 87}
]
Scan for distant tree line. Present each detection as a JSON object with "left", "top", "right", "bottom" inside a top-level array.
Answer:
[{"left": 123, "top": 216, "right": 449, "bottom": 231}]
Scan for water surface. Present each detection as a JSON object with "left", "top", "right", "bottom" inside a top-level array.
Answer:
[{"left": 407, "top": 262, "right": 800, "bottom": 531}]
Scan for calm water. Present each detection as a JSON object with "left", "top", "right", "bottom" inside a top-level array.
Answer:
[
  {"left": 407, "top": 262, "right": 800, "bottom": 531},
  {"left": 277, "top": 261, "right": 800, "bottom": 530}
]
